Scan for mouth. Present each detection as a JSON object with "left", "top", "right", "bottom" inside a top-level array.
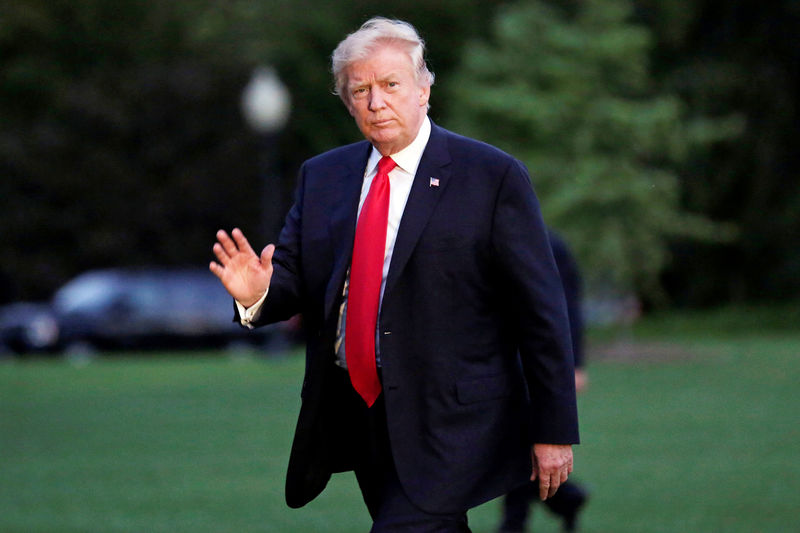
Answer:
[{"left": 371, "top": 118, "right": 395, "bottom": 127}]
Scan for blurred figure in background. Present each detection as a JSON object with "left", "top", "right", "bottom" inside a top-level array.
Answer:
[{"left": 498, "top": 230, "right": 589, "bottom": 533}]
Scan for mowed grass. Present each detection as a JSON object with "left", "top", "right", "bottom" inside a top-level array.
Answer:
[{"left": 1, "top": 307, "right": 799, "bottom": 532}]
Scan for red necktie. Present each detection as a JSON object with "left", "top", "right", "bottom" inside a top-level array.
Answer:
[{"left": 346, "top": 156, "right": 396, "bottom": 407}]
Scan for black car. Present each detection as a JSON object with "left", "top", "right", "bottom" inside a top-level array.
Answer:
[{"left": 0, "top": 268, "right": 296, "bottom": 356}]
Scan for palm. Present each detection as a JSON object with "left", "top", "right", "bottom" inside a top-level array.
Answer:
[
  {"left": 221, "top": 249, "right": 267, "bottom": 300},
  {"left": 210, "top": 228, "right": 273, "bottom": 307}
]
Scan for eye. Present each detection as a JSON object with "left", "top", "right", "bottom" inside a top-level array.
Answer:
[{"left": 352, "top": 87, "right": 368, "bottom": 99}]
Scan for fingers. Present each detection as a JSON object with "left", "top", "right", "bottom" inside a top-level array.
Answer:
[
  {"left": 539, "top": 477, "right": 553, "bottom": 501},
  {"left": 537, "top": 467, "right": 570, "bottom": 500},
  {"left": 212, "top": 242, "right": 229, "bottom": 268},
  {"left": 537, "top": 470, "right": 565, "bottom": 500},
  {"left": 232, "top": 227, "right": 256, "bottom": 256},
  {"left": 532, "top": 444, "right": 574, "bottom": 500},
  {"left": 531, "top": 451, "right": 554, "bottom": 500},
  {"left": 216, "top": 229, "right": 237, "bottom": 256},
  {"left": 214, "top": 228, "right": 253, "bottom": 258},
  {"left": 212, "top": 228, "right": 257, "bottom": 266}
]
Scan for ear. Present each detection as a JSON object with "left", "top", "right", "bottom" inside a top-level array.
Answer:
[{"left": 418, "top": 84, "right": 431, "bottom": 107}]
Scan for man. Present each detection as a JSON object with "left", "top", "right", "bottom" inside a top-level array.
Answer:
[{"left": 210, "top": 17, "right": 579, "bottom": 532}]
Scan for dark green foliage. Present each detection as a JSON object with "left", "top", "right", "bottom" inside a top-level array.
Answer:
[
  {"left": 443, "top": 0, "right": 738, "bottom": 300},
  {"left": 0, "top": 0, "right": 264, "bottom": 300},
  {"left": 1, "top": 0, "right": 798, "bottom": 306},
  {"left": 0, "top": 0, "right": 503, "bottom": 302},
  {"left": 639, "top": 0, "right": 800, "bottom": 304}
]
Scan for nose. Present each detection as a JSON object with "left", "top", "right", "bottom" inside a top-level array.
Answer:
[{"left": 368, "top": 89, "right": 386, "bottom": 111}]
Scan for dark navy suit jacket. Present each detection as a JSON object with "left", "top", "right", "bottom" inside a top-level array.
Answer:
[{"left": 252, "top": 121, "right": 579, "bottom": 514}]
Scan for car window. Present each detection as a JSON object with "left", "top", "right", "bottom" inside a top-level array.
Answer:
[
  {"left": 53, "top": 274, "right": 120, "bottom": 314},
  {"left": 125, "top": 279, "right": 163, "bottom": 313}
]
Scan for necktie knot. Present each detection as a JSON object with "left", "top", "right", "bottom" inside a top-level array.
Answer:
[{"left": 378, "top": 156, "right": 397, "bottom": 177}]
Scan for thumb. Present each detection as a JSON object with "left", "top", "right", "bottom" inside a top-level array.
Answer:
[{"left": 261, "top": 244, "right": 275, "bottom": 266}]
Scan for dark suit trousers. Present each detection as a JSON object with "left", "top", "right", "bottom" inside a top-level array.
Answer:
[{"left": 332, "top": 367, "right": 471, "bottom": 532}]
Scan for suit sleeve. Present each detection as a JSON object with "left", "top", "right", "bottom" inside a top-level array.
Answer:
[
  {"left": 549, "top": 231, "right": 584, "bottom": 368},
  {"left": 491, "top": 160, "right": 579, "bottom": 444},
  {"left": 247, "top": 163, "right": 309, "bottom": 326}
]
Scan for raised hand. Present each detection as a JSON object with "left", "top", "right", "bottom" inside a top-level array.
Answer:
[{"left": 209, "top": 228, "right": 274, "bottom": 307}]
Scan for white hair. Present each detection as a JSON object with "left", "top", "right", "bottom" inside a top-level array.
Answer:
[{"left": 331, "top": 17, "right": 435, "bottom": 104}]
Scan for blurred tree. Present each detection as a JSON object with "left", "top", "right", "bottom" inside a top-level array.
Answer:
[
  {"left": 638, "top": 0, "right": 800, "bottom": 304},
  {"left": 0, "top": 0, "right": 266, "bottom": 301},
  {"left": 443, "top": 0, "right": 737, "bottom": 302},
  {"left": 5, "top": 0, "right": 794, "bottom": 308},
  {"left": 0, "top": 0, "right": 501, "bottom": 302}
]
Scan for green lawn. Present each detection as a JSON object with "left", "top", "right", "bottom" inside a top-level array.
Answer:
[{"left": 1, "top": 309, "right": 799, "bottom": 532}]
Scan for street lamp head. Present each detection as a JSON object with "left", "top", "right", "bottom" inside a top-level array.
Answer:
[{"left": 241, "top": 66, "right": 291, "bottom": 134}]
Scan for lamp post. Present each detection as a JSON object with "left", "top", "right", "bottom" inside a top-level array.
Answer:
[{"left": 241, "top": 66, "right": 291, "bottom": 243}]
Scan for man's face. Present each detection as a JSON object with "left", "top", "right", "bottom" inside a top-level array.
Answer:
[{"left": 344, "top": 44, "right": 430, "bottom": 156}]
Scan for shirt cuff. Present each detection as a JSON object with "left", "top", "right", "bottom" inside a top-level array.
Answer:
[{"left": 236, "top": 289, "right": 268, "bottom": 329}]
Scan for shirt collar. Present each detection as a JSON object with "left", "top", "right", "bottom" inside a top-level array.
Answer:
[{"left": 366, "top": 116, "right": 431, "bottom": 177}]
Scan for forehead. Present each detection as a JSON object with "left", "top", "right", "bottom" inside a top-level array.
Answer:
[{"left": 346, "top": 44, "right": 416, "bottom": 83}]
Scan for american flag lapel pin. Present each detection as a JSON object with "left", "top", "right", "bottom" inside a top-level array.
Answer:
[{"left": 429, "top": 177, "right": 440, "bottom": 188}]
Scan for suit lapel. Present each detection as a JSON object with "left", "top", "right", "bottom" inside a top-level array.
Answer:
[
  {"left": 384, "top": 125, "right": 452, "bottom": 299},
  {"left": 323, "top": 143, "right": 372, "bottom": 320}
]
